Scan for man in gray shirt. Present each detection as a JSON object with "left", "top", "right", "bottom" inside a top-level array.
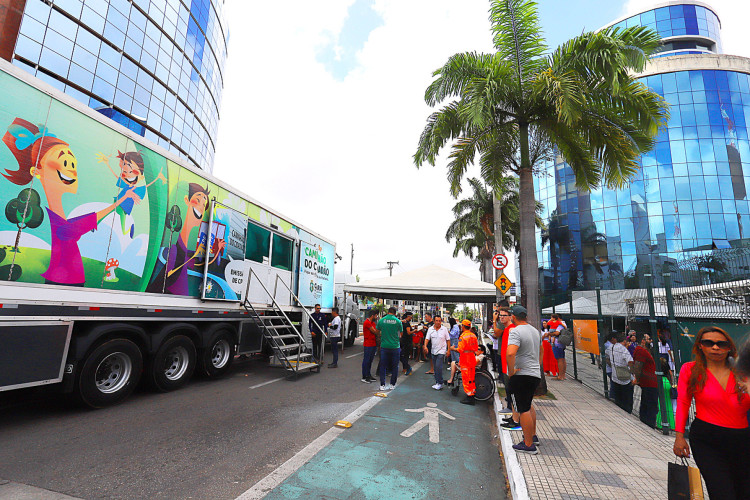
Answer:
[{"left": 506, "top": 305, "right": 542, "bottom": 455}]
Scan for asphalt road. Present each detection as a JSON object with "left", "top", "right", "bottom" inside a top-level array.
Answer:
[{"left": 0, "top": 341, "right": 399, "bottom": 500}]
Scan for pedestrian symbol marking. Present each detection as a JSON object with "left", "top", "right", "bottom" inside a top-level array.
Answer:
[
  {"left": 494, "top": 272, "right": 514, "bottom": 295},
  {"left": 492, "top": 254, "right": 508, "bottom": 270},
  {"left": 400, "top": 402, "right": 455, "bottom": 443}
]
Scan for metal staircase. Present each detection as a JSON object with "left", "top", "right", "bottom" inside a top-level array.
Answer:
[{"left": 242, "top": 269, "right": 323, "bottom": 378}]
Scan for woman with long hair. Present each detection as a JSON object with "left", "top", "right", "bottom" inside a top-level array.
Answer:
[{"left": 673, "top": 326, "right": 750, "bottom": 499}]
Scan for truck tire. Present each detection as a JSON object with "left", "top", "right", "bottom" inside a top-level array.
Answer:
[
  {"left": 344, "top": 319, "right": 358, "bottom": 347},
  {"left": 77, "top": 338, "right": 143, "bottom": 409},
  {"left": 199, "top": 331, "right": 235, "bottom": 378},
  {"left": 150, "top": 335, "right": 196, "bottom": 392}
]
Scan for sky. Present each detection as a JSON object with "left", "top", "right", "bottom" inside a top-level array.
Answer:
[{"left": 213, "top": 0, "right": 750, "bottom": 286}]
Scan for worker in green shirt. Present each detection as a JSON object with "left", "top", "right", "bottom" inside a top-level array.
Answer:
[{"left": 377, "top": 306, "right": 403, "bottom": 391}]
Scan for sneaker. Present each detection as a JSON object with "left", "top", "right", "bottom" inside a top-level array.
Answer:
[
  {"left": 367, "top": 376, "right": 377, "bottom": 382},
  {"left": 405, "top": 367, "right": 412, "bottom": 376},
  {"left": 387, "top": 384, "right": 395, "bottom": 390},
  {"left": 379, "top": 385, "right": 387, "bottom": 391},
  {"left": 533, "top": 435, "right": 540, "bottom": 446},
  {"left": 361, "top": 377, "right": 372, "bottom": 384},
  {"left": 432, "top": 384, "right": 443, "bottom": 390},
  {"left": 460, "top": 395, "right": 475, "bottom": 405},
  {"left": 498, "top": 407, "right": 513, "bottom": 415},
  {"left": 501, "top": 420, "right": 522, "bottom": 430},
  {"left": 512, "top": 441, "right": 539, "bottom": 455},
  {"left": 327, "top": 364, "right": 338, "bottom": 368}
]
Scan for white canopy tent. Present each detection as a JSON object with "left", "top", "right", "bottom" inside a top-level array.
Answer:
[{"left": 343, "top": 265, "right": 498, "bottom": 302}]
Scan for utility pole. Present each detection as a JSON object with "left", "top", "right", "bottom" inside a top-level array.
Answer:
[
  {"left": 493, "top": 190, "right": 503, "bottom": 303},
  {"left": 386, "top": 260, "right": 399, "bottom": 277},
  {"left": 350, "top": 243, "right": 354, "bottom": 275}
]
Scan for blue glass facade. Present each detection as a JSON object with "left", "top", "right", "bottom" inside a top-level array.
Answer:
[
  {"left": 536, "top": 3, "right": 750, "bottom": 296},
  {"left": 610, "top": 3, "right": 721, "bottom": 54},
  {"left": 9, "top": 0, "right": 227, "bottom": 172}
]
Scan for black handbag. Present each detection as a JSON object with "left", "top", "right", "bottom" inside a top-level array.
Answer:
[{"left": 668, "top": 458, "right": 690, "bottom": 500}]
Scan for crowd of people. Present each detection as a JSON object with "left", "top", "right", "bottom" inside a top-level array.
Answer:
[
  {"left": 357, "top": 307, "right": 484, "bottom": 405},
  {"left": 307, "top": 300, "right": 750, "bottom": 498}
]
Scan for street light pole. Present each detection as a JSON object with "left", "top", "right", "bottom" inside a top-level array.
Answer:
[
  {"left": 386, "top": 260, "right": 399, "bottom": 277},
  {"left": 493, "top": 191, "right": 503, "bottom": 303}
]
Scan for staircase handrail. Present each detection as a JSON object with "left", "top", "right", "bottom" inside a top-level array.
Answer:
[
  {"left": 243, "top": 267, "right": 307, "bottom": 367},
  {"left": 273, "top": 274, "right": 328, "bottom": 359}
]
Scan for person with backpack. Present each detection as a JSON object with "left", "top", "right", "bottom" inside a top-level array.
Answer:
[{"left": 548, "top": 313, "right": 569, "bottom": 380}]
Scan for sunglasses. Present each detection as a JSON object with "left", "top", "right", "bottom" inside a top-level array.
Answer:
[{"left": 699, "top": 339, "right": 731, "bottom": 350}]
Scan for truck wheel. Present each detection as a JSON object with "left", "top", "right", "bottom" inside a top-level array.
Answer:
[
  {"left": 344, "top": 320, "right": 357, "bottom": 347},
  {"left": 150, "top": 335, "right": 196, "bottom": 392},
  {"left": 199, "top": 331, "right": 235, "bottom": 378},
  {"left": 77, "top": 338, "right": 143, "bottom": 409}
]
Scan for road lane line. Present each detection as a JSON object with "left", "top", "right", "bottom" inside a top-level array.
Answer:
[
  {"left": 249, "top": 377, "right": 285, "bottom": 390},
  {"left": 345, "top": 351, "right": 363, "bottom": 359},
  {"left": 235, "top": 394, "right": 385, "bottom": 500}
]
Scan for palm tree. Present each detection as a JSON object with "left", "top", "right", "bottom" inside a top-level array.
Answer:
[
  {"left": 414, "top": 0, "right": 668, "bottom": 328},
  {"left": 446, "top": 177, "right": 522, "bottom": 282}
]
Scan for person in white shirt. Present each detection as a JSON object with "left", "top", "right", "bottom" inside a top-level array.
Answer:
[
  {"left": 327, "top": 307, "right": 341, "bottom": 368},
  {"left": 423, "top": 315, "right": 451, "bottom": 390},
  {"left": 605, "top": 331, "right": 634, "bottom": 413}
]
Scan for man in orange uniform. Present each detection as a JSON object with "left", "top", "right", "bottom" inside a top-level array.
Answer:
[{"left": 449, "top": 319, "right": 479, "bottom": 405}]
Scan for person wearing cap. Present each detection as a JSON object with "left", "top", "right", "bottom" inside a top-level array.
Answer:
[
  {"left": 448, "top": 319, "right": 480, "bottom": 405},
  {"left": 506, "top": 305, "right": 542, "bottom": 454}
]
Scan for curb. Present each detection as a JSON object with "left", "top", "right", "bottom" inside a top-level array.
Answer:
[{"left": 492, "top": 377, "right": 529, "bottom": 500}]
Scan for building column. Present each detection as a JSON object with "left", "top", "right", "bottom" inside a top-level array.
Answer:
[{"left": 0, "top": 0, "right": 26, "bottom": 62}]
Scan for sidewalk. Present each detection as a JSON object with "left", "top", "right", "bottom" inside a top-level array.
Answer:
[
  {"left": 499, "top": 376, "right": 696, "bottom": 500},
  {"left": 239, "top": 360, "right": 507, "bottom": 499}
]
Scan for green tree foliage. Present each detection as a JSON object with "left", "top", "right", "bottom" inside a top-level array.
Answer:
[
  {"left": 166, "top": 204, "right": 182, "bottom": 233},
  {"left": 415, "top": 0, "right": 668, "bottom": 328},
  {"left": 6, "top": 188, "right": 44, "bottom": 253}
]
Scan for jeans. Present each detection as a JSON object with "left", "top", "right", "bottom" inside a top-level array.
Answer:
[
  {"left": 639, "top": 385, "right": 658, "bottom": 428},
  {"left": 400, "top": 342, "right": 412, "bottom": 372},
  {"left": 311, "top": 332, "right": 322, "bottom": 361},
  {"left": 611, "top": 381, "right": 634, "bottom": 413},
  {"left": 432, "top": 353, "right": 445, "bottom": 385},
  {"left": 330, "top": 337, "right": 339, "bottom": 365},
  {"left": 362, "top": 346, "right": 376, "bottom": 378},
  {"left": 379, "top": 348, "right": 400, "bottom": 386}
]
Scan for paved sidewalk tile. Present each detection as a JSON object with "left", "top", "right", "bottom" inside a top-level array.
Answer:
[{"left": 508, "top": 377, "right": 700, "bottom": 500}]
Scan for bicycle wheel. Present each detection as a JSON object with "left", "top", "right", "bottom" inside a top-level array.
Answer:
[{"left": 474, "top": 371, "right": 495, "bottom": 401}]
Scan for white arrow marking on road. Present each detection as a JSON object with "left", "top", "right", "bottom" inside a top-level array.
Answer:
[{"left": 400, "top": 403, "right": 455, "bottom": 443}]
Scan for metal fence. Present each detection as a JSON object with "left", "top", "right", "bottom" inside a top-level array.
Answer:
[{"left": 537, "top": 267, "right": 750, "bottom": 436}]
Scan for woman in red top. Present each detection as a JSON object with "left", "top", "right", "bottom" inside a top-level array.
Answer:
[{"left": 673, "top": 326, "right": 750, "bottom": 500}]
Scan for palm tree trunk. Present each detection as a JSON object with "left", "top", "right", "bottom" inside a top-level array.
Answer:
[
  {"left": 518, "top": 123, "right": 540, "bottom": 329},
  {"left": 518, "top": 123, "right": 546, "bottom": 395}
]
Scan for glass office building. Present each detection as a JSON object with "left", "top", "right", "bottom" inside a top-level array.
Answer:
[
  {"left": 536, "top": 2, "right": 750, "bottom": 297},
  {"left": 0, "top": 0, "right": 227, "bottom": 172}
]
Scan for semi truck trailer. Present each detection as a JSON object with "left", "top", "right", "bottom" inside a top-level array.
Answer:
[{"left": 0, "top": 59, "right": 337, "bottom": 408}]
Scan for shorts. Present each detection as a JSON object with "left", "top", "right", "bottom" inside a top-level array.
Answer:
[
  {"left": 552, "top": 344, "right": 566, "bottom": 359},
  {"left": 507, "top": 374, "right": 540, "bottom": 414},
  {"left": 449, "top": 350, "right": 459, "bottom": 364}
]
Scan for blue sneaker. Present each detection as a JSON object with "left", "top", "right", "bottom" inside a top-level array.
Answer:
[{"left": 512, "top": 441, "right": 539, "bottom": 455}]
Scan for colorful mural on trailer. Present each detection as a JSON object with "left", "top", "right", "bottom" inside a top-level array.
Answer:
[{"left": 0, "top": 68, "right": 335, "bottom": 305}]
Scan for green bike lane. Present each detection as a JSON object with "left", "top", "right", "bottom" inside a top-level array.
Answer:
[{"left": 259, "top": 363, "right": 507, "bottom": 500}]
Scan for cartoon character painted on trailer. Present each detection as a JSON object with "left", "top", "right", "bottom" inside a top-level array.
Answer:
[
  {"left": 150, "top": 183, "right": 225, "bottom": 295},
  {"left": 2, "top": 118, "right": 139, "bottom": 286},
  {"left": 96, "top": 150, "right": 166, "bottom": 238}
]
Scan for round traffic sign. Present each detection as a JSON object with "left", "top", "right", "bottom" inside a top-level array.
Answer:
[{"left": 492, "top": 254, "right": 508, "bottom": 270}]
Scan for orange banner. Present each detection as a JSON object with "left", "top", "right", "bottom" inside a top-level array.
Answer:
[{"left": 574, "top": 319, "right": 599, "bottom": 355}]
